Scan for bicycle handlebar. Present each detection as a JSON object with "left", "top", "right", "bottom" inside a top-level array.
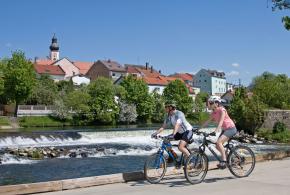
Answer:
[
  {"left": 193, "top": 129, "right": 216, "bottom": 137},
  {"left": 151, "top": 134, "right": 175, "bottom": 141}
]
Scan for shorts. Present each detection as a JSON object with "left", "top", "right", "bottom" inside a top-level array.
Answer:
[
  {"left": 174, "top": 130, "right": 193, "bottom": 143},
  {"left": 220, "top": 127, "right": 237, "bottom": 138}
]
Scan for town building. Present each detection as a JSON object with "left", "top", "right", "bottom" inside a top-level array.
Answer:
[
  {"left": 34, "top": 64, "right": 65, "bottom": 81},
  {"left": 194, "top": 69, "right": 226, "bottom": 96},
  {"left": 33, "top": 35, "right": 91, "bottom": 84},
  {"left": 86, "top": 59, "right": 126, "bottom": 81}
]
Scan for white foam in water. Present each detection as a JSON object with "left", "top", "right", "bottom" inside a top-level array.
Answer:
[{"left": 0, "top": 153, "right": 36, "bottom": 165}]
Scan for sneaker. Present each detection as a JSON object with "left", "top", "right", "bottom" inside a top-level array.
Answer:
[{"left": 217, "top": 161, "right": 227, "bottom": 169}]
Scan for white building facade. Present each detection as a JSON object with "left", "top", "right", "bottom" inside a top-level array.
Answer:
[{"left": 195, "top": 69, "right": 226, "bottom": 96}]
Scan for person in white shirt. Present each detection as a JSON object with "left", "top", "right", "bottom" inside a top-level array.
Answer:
[{"left": 152, "top": 100, "right": 193, "bottom": 158}]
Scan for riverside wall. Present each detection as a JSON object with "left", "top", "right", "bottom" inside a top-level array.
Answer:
[{"left": 262, "top": 110, "right": 290, "bottom": 129}]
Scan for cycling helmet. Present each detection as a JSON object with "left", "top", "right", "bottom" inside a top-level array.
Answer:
[
  {"left": 165, "top": 100, "right": 177, "bottom": 108},
  {"left": 208, "top": 95, "right": 222, "bottom": 103}
]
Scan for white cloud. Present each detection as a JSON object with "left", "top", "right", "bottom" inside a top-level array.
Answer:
[
  {"left": 232, "top": 63, "right": 240, "bottom": 68},
  {"left": 227, "top": 71, "right": 240, "bottom": 77}
]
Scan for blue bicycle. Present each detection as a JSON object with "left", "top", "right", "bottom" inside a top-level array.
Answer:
[{"left": 144, "top": 134, "right": 190, "bottom": 184}]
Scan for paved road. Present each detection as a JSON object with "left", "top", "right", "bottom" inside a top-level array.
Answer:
[{"left": 40, "top": 158, "right": 290, "bottom": 195}]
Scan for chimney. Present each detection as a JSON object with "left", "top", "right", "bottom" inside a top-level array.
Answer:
[
  {"left": 108, "top": 59, "right": 111, "bottom": 63},
  {"left": 145, "top": 62, "right": 149, "bottom": 70},
  {"left": 159, "top": 70, "right": 161, "bottom": 74},
  {"left": 150, "top": 66, "right": 153, "bottom": 73},
  {"left": 34, "top": 57, "right": 39, "bottom": 63}
]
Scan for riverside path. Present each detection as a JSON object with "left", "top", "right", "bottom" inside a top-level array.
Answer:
[{"left": 38, "top": 158, "right": 290, "bottom": 195}]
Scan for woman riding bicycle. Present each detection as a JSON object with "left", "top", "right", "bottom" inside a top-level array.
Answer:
[
  {"left": 152, "top": 100, "right": 193, "bottom": 158},
  {"left": 199, "top": 96, "right": 237, "bottom": 169}
]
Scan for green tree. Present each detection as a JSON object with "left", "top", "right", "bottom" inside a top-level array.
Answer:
[
  {"left": 282, "top": 16, "right": 290, "bottom": 30},
  {"left": 26, "top": 75, "right": 58, "bottom": 105},
  {"left": 3, "top": 51, "right": 36, "bottom": 116},
  {"left": 52, "top": 98, "right": 71, "bottom": 121},
  {"left": 229, "top": 87, "right": 247, "bottom": 130},
  {"left": 194, "top": 92, "right": 208, "bottom": 112},
  {"left": 251, "top": 72, "right": 290, "bottom": 109},
  {"left": 162, "top": 79, "right": 193, "bottom": 115},
  {"left": 229, "top": 87, "right": 265, "bottom": 135},
  {"left": 113, "top": 85, "right": 127, "bottom": 99},
  {"left": 88, "top": 77, "right": 119, "bottom": 124},
  {"left": 120, "top": 75, "right": 154, "bottom": 122},
  {"left": 271, "top": 1, "right": 290, "bottom": 30},
  {"left": 151, "top": 89, "right": 165, "bottom": 123},
  {"left": 64, "top": 88, "right": 91, "bottom": 123},
  {"left": 243, "top": 96, "right": 265, "bottom": 135},
  {"left": 57, "top": 79, "right": 74, "bottom": 96},
  {"left": 0, "top": 59, "right": 7, "bottom": 99}
]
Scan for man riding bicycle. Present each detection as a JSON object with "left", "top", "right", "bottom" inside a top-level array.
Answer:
[{"left": 152, "top": 100, "right": 193, "bottom": 159}]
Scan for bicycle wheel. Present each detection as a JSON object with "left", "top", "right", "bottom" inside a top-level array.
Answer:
[
  {"left": 228, "top": 145, "right": 255, "bottom": 178},
  {"left": 144, "top": 153, "right": 167, "bottom": 184},
  {"left": 184, "top": 151, "right": 208, "bottom": 184}
]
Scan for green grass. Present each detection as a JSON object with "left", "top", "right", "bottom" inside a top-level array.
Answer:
[
  {"left": 257, "top": 128, "right": 290, "bottom": 143},
  {"left": 0, "top": 117, "right": 10, "bottom": 126},
  {"left": 18, "top": 116, "right": 71, "bottom": 127}
]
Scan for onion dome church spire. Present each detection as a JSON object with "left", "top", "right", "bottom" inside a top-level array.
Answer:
[{"left": 49, "top": 34, "right": 60, "bottom": 61}]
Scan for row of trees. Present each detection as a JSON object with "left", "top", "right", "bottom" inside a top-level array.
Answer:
[
  {"left": 2, "top": 51, "right": 288, "bottom": 133},
  {"left": 0, "top": 51, "right": 197, "bottom": 124}
]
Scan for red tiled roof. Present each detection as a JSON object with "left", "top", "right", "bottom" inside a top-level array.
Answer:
[
  {"left": 143, "top": 76, "right": 168, "bottom": 86},
  {"left": 73, "top": 61, "right": 93, "bottom": 75},
  {"left": 142, "top": 76, "right": 183, "bottom": 86},
  {"left": 34, "top": 59, "right": 54, "bottom": 66},
  {"left": 126, "top": 66, "right": 138, "bottom": 74},
  {"left": 125, "top": 64, "right": 161, "bottom": 77},
  {"left": 34, "top": 64, "right": 65, "bottom": 75},
  {"left": 170, "top": 73, "right": 193, "bottom": 81}
]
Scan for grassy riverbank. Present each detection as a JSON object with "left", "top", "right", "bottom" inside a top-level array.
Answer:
[
  {"left": 0, "top": 117, "right": 10, "bottom": 126},
  {"left": 18, "top": 116, "right": 76, "bottom": 127},
  {"left": 257, "top": 128, "right": 290, "bottom": 143}
]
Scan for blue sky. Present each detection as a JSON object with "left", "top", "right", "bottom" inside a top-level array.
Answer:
[{"left": 0, "top": 0, "right": 289, "bottom": 86}]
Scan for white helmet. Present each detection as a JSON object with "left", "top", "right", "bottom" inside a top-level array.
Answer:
[{"left": 208, "top": 95, "right": 222, "bottom": 103}]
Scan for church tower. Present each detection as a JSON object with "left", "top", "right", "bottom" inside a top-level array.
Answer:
[{"left": 49, "top": 34, "right": 60, "bottom": 61}]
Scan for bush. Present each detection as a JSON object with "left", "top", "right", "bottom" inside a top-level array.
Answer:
[
  {"left": 257, "top": 128, "right": 290, "bottom": 143},
  {"left": 273, "top": 121, "right": 287, "bottom": 134}
]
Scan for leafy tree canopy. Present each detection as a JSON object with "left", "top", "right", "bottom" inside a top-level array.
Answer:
[
  {"left": 162, "top": 79, "right": 193, "bottom": 115},
  {"left": 3, "top": 51, "right": 36, "bottom": 116},
  {"left": 88, "top": 77, "right": 119, "bottom": 124},
  {"left": 120, "top": 75, "right": 154, "bottom": 121}
]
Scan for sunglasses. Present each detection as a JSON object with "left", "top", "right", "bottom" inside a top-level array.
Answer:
[{"left": 209, "top": 102, "right": 214, "bottom": 105}]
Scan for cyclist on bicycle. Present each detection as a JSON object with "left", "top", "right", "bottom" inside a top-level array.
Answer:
[
  {"left": 199, "top": 96, "right": 237, "bottom": 169},
  {"left": 151, "top": 100, "right": 193, "bottom": 158}
]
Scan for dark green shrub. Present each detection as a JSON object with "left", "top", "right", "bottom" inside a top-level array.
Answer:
[{"left": 273, "top": 121, "right": 287, "bottom": 134}]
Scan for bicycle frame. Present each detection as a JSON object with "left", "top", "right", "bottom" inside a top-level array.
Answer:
[
  {"left": 157, "top": 138, "right": 185, "bottom": 166},
  {"left": 198, "top": 134, "right": 234, "bottom": 163}
]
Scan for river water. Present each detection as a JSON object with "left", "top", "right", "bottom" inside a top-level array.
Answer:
[{"left": 0, "top": 128, "right": 289, "bottom": 186}]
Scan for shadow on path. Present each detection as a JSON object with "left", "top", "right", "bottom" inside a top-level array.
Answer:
[{"left": 128, "top": 175, "right": 236, "bottom": 188}]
